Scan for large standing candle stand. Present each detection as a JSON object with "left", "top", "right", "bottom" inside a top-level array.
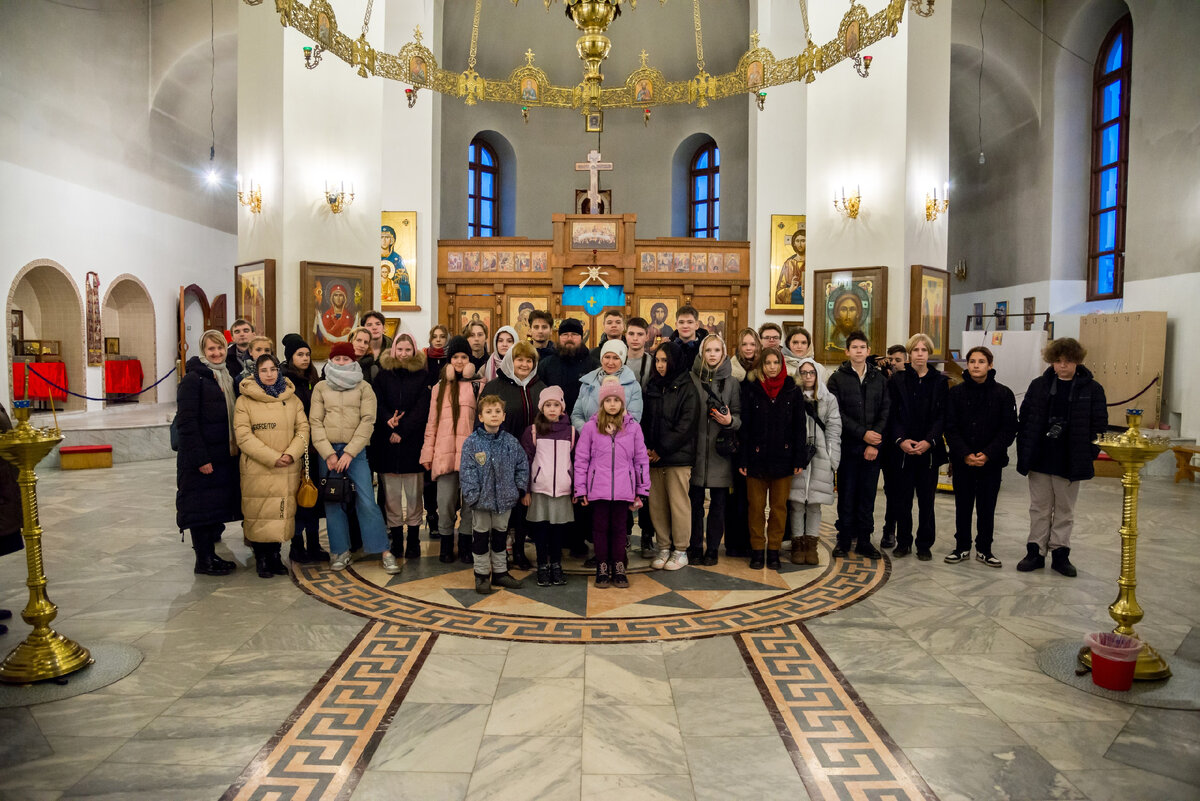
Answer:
[
  {"left": 1079, "top": 409, "right": 1171, "bottom": 681},
  {"left": 0, "top": 401, "right": 92, "bottom": 684}
]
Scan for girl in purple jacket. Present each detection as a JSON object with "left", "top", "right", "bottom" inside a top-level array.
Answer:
[
  {"left": 573, "top": 378, "right": 651, "bottom": 588},
  {"left": 521, "top": 386, "right": 576, "bottom": 587}
]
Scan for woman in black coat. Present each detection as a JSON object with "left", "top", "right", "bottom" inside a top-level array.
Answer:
[
  {"left": 944, "top": 346, "right": 1017, "bottom": 567},
  {"left": 371, "top": 334, "right": 432, "bottom": 559},
  {"left": 738, "top": 346, "right": 810, "bottom": 570},
  {"left": 1015, "top": 338, "right": 1107, "bottom": 577},
  {"left": 282, "top": 333, "right": 326, "bottom": 564},
  {"left": 176, "top": 330, "right": 242, "bottom": 575},
  {"left": 885, "top": 333, "right": 949, "bottom": 560},
  {"left": 644, "top": 341, "right": 701, "bottom": 570}
]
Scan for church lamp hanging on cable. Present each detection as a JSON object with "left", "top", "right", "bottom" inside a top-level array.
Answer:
[{"left": 250, "top": 0, "right": 919, "bottom": 130}]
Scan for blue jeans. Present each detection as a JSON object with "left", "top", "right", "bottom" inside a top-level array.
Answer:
[{"left": 319, "top": 445, "right": 389, "bottom": 555}]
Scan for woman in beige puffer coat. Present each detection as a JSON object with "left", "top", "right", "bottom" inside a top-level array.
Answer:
[{"left": 234, "top": 354, "right": 310, "bottom": 578}]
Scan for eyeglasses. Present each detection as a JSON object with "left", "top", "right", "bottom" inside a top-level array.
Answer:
[{"left": 798, "top": 370, "right": 817, "bottom": 377}]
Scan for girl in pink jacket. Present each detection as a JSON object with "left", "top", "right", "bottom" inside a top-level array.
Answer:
[
  {"left": 520, "top": 386, "right": 575, "bottom": 588},
  {"left": 573, "top": 378, "right": 651, "bottom": 589},
  {"left": 420, "top": 336, "right": 478, "bottom": 564}
]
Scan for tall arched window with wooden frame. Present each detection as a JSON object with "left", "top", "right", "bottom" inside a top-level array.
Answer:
[
  {"left": 689, "top": 142, "right": 720, "bottom": 239},
  {"left": 1088, "top": 15, "right": 1132, "bottom": 300},
  {"left": 468, "top": 137, "right": 499, "bottom": 238}
]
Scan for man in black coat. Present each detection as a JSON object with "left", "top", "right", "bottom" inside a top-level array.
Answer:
[
  {"left": 668, "top": 305, "right": 707, "bottom": 370},
  {"left": 885, "top": 334, "right": 949, "bottom": 560},
  {"left": 826, "top": 330, "right": 890, "bottom": 559},
  {"left": 944, "top": 346, "right": 1017, "bottom": 567},
  {"left": 1015, "top": 338, "right": 1107, "bottom": 577}
]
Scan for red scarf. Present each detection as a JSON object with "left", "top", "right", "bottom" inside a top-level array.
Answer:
[
  {"left": 760, "top": 369, "right": 786, "bottom": 400},
  {"left": 425, "top": 346, "right": 445, "bottom": 358}
]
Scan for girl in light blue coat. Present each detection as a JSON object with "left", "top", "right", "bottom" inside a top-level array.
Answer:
[
  {"left": 789, "top": 357, "right": 842, "bottom": 565},
  {"left": 571, "top": 340, "right": 643, "bottom": 431}
]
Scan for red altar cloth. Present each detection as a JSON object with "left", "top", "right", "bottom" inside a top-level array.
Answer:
[
  {"left": 12, "top": 362, "right": 68, "bottom": 402},
  {"left": 104, "top": 360, "right": 144, "bottom": 395}
]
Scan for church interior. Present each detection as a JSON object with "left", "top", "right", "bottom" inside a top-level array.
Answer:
[{"left": 1, "top": 1, "right": 1199, "bottom": 799}]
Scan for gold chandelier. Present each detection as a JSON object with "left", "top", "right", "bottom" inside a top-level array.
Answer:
[{"left": 256, "top": 0, "right": 920, "bottom": 127}]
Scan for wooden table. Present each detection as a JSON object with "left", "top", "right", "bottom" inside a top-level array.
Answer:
[{"left": 1172, "top": 445, "right": 1200, "bottom": 483}]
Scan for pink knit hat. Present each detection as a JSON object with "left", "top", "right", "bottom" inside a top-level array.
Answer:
[
  {"left": 537, "top": 385, "right": 565, "bottom": 411},
  {"left": 597, "top": 376, "right": 625, "bottom": 406}
]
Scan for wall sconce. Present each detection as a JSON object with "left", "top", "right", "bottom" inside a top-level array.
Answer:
[
  {"left": 833, "top": 186, "right": 861, "bottom": 219},
  {"left": 911, "top": 0, "right": 936, "bottom": 17},
  {"left": 303, "top": 44, "right": 324, "bottom": 70},
  {"left": 324, "top": 181, "right": 354, "bottom": 214},
  {"left": 643, "top": 107, "right": 651, "bottom": 126},
  {"left": 953, "top": 259, "right": 968, "bottom": 280},
  {"left": 925, "top": 183, "right": 949, "bottom": 221},
  {"left": 406, "top": 87, "right": 418, "bottom": 108},
  {"left": 237, "top": 180, "right": 262, "bottom": 214},
  {"left": 851, "top": 53, "right": 872, "bottom": 78},
  {"left": 522, "top": 105, "right": 530, "bottom": 124},
  {"left": 755, "top": 91, "right": 767, "bottom": 111}
]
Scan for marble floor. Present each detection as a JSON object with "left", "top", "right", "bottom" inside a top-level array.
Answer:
[{"left": 0, "top": 458, "right": 1198, "bottom": 801}]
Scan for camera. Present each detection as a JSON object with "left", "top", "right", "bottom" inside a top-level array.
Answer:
[
  {"left": 709, "top": 401, "right": 729, "bottom": 417},
  {"left": 1045, "top": 418, "right": 1066, "bottom": 440}
]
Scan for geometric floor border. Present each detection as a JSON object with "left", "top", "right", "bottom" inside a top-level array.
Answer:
[
  {"left": 292, "top": 538, "right": 889, "bottom": 644},
  {"left": 738, "top": 623, "right": 940, "bottom": 801},
  {"left": 220, "top": 622, "right": 435, "bottom": 801}
]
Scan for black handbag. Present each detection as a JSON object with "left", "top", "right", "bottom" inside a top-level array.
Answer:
[{"left": 319, "top": 473, "right": 356, "bottom": 507}]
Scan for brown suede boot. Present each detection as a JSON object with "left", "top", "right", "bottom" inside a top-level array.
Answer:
[
  {"left": 790, "top": 538, "right": 805, "bottom": 565},
  {"left": 803, "top": 536, "right": 820, "bottom": 565}
]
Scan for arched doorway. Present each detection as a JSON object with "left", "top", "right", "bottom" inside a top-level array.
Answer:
[
  {"left": 179, "top": 284, "right": 211, "bottom": 375},
  {"left": 101, "top": 275, "right": 157, "bottom": 404},
  {"left": 6, "top": 260, "right": 86, "bottom": 412}
]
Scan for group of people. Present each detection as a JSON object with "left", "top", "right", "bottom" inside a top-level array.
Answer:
[{"left": 174, "top": 303, "right": 1108, "bottom": 590}]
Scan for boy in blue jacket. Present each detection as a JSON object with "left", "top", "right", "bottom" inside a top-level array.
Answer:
[{"left": 461, "top": 395, "right": 531, "bottom": 594}]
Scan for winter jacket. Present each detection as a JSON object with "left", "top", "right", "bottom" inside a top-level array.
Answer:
[
  {"left": 358, "top": 352, "right": 382, "bottom": 385},
  {"left": 886, "top": 365, "right": 950, "bottom": 469},
  {"left": 945, "top": 369, "right": 1017, "bottom": 469},
  {"left": 419, "top": 370, "right": 478, "bottom": 479},
  {"left": 826, "top": 360, "right": 891, "bottom": 458},
  {"left": 730, "top": 357, "right": 755, "bottom": 383},
  {"left": 310, "top": 378, "right": 376, "bottom": 459},
  {"left": 482, "top": 349, "right": 547, "bottom": 439},
  {"left": 521, "top": 417, "right": 576, "bottom": 498},
  {"left": 370, "top": 351, "right": 432, "bottom": 475},
  {"left": 738, "top": 372, "right": 811, "bottom": 480},
  {"left": 233, "top": 378, "right": 309, "bottom": 543},
  {"left": 668, "top": 328, "right": 709, "bottom": 369},
  {"left": 643, "top": 343, "right": 701, "bottom": 469},
  {"left": 175, "top": 357, "right": 242, "bottom": 531},
  {"left": 574, "top": 414, "right": 651, "bottom": 503},
  {"left": 571, "top": 365, "right": 644, "bottom": 432},
  {"left": 459, "top": 427, "right": 529, "bottom": 513},
  {"left": 789, "top": 359, "right": 843, "bottom": 505},
  {"left": 689, "top": 357, "right": 742, "bottom": 488},
  {"left": 539, "top": 346, "right": 599, "bottom": 415},
  {"left": 1017, "top": 364, "right": 1107, "bottom": 481}
]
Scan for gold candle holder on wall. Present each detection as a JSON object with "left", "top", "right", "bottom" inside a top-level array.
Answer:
[
  {"left": 0, "top": 401, "right": 92, "bottom": 684},
  {"left": 1079, "top": 409, "right": 1172, "bottom": 681}
]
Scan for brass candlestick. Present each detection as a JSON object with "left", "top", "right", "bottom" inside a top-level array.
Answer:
[
  {"left": 0, "top": 402, "right": 92, "bottom": 683},
  {"left": 1080, "top": 409, "right": 1171, "bottom": 681}
]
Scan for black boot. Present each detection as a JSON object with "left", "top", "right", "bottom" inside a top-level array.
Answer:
[
  {"left": 267, "top": 548, "right": 288, "bottom": 575},
  {"left": 405, "top": 525, "right": 422, "bottom": 559},
  {"left": 305, "top": 528, "right": 329, "bottom": 562},
  {"left": 595, "top": 561, "right": 611, "bottom": 588},
  {"left": 475, "top": 573, "right": 494, "bottom": 594},
  {"left": 766, "top": 549, "right": 782, "bottom": 570},
  {"left": 192, "top": 528, "right": 232, "bottom": 576},
  {"left": 492, "top": 571, "right": 524, "bottom": 589},
  {"left": 1050, "top": 547, "right": 1077, "bottom": 577},
  {"left": 439, "top": 535, "right": 456, "bottom": 563},
  {"left": 388, "top": 526, "right": 405, "bottom": 555},
  {"left": 1017, "top": 542, "right": 1045, "bottom": 572},
  {"left": 289, "top": 534, "right": 313, "bottom": 565},
  {"left": 254, "top": 552, "right": 273, "bottom": 579},
  {"left": 458, "top": 534, "right": 473, "bottom": 564},
  {"left": 511, "top": 530, "right": 533, "bottom": 570},
  {"left": 749, "top": 550, "right": 765, "bottom": 569},
  {"left": 550, "top": 562, "right": 567, "bottom": 586},
  {"left": 536, "top": 565, "right": 552, "bottom": 587}
]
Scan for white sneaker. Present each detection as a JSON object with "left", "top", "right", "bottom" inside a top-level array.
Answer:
[
  {"left": 381, "top": 552, "right": 402, "bottom": 574},
  {"left": 650, "top": 549, "right": 671, "bottom": 570},
  {"left": 330, "top": 552, "right": 353, "bottom": 571},
  {"left": 665, "top": 551, "right": 688, "bottom": 571}
]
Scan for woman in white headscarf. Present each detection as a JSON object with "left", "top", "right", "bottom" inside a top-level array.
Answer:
[{"left": 787, "top": 356, "right": 841, "bottom": 565}]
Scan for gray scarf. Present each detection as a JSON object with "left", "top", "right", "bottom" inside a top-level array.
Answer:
[
  {"left": 324, "top": 360, "right": 364, "bottom": 391},
  {"left": 201, "top": 356, "right": 237, "bottom": 455}
]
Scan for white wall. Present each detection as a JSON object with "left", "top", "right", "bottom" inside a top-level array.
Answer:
[{"left": 1, "top": 161, "right": 235, "bottom": 407}]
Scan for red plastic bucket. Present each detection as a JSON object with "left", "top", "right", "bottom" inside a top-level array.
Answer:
[{"left": 1085, "top": 632, "right": 1142, "bottom": 691}]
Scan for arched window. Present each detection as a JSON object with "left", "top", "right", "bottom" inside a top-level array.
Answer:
[
  {"left": 689, "top": 142, "right": 719, "bottom": 239},
  {"left": 1088, "top": 15, "right": 1131, "bottom": 300},
  {"left": 468, "top": 137, "right": 499, "bottom": 238}
]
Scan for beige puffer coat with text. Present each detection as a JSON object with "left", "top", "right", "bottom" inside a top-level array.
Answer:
[{"left": 234, "top": 378, "right": 309, "bottom": 543}]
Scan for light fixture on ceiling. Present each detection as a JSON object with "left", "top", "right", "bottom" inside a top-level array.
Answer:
[{"left": 833, "top": 186, "right": 862, "bottom": 219}]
